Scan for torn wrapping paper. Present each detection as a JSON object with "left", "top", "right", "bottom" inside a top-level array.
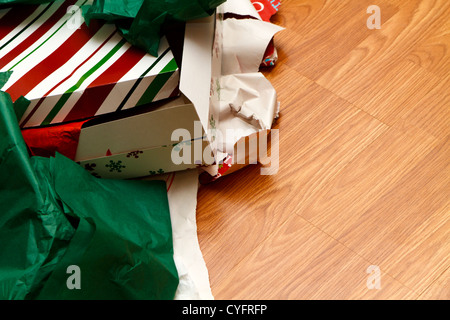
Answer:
[
  {"left": 0, "top": 89, "right": 179, "bottom": 299},
  {"left": 223, "top": 0, "right": 281, "bottom": 67},
  {"left": 222, "top": 17, "right": 283, "bottom": 75},
  {"left": 223, "top": 0, "right": 261, "bottom": 20},
  {"left": 251, "top": 0, "right": 281, "bottom": 67},
  {"left": 83, "top": 0, "right": 226, "bottom": 57},
  {"left": 261, "top": 39, "right": 278, "bottom": 67},
  {"left": 202, "top": 0, "right": 283, "bottom": 180},
  {"left": 0, "top": 0, "right": 180, "bottom": 128},
  {"left": 219, "top": 73, "right": 278, "bottom": 152}
]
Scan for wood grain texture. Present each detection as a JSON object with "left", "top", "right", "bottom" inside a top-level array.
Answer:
[
  {"left": 196, "top": 0, "right": 449, "bottom": 299},
  {"left": 419, "top": 266, "right": 450, "bottom": 299},
  {"left": 212, "top": 214, "right": 418, "bottom": 300}
]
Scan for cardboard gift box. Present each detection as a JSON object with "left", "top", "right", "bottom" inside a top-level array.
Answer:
[
  {"left": 73, "top": 96, "right": 213, "bottom": 179},
  {"left": 0, "top": 0, "right": 180, "bottom": 128},
  {"left": 12, "top": 1, "right": 223, "bottom": 179},
  {"left": 73, "top": 12, "right": 223, "bottom": 179}
]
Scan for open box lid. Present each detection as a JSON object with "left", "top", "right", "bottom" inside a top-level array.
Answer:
[
  {"left": 180, "top": 8, "right": 222, "bottom": 157},
  {"left": 180, "top": 15, "right": 215, "bottom": 136}
]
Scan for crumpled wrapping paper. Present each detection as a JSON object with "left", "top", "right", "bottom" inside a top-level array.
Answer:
[
  {"left": 203, "top": 0, "right": 283, "bottom": 180},
  {"left": 0, "top": 87, "right": 179, "bottom": 299},
  {"left": 222, "top": 17, "right": 284, "bottom": 75},
  {"left": 219, "top": 73, "right": 279, "bottom": 154}
]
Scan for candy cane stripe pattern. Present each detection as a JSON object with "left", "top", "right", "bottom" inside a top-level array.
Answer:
[{"left": 0, "top": 0, "right": 179, "bottom": 128}]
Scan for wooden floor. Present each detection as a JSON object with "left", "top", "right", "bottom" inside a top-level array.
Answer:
[{"left": 196, "top": 0, "right": 449, "bottom": 299}]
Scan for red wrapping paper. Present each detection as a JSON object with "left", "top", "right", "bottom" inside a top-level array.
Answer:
[
  {"left": 21, "top": 119, "right": 91, "bottom": 160},
  {"left": 251, "top": 0, "right": 281, "bottom": 67},
  {"left": 251, "top": 0, "right": 280, "bottom": 22}
]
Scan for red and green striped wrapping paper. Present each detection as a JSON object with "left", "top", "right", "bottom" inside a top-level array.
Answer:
[{"left": 0, "top": 0, "right": 180, "bottom": 128}]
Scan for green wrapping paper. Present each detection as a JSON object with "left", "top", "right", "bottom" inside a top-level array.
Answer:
[
  {"left": 0, "top": 87, "right": 179, "bottom": 299},
  {"left": 83, "top": 0, "right": 226, "bottom": 56}
]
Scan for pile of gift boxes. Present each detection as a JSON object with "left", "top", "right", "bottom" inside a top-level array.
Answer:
[{"left": 1, "top": 0, "right": 282, "bottom": 180}]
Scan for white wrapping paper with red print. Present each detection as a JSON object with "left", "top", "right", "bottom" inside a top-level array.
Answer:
[{"left": 0, "top": 0, "right": 179, "bottom": 128}]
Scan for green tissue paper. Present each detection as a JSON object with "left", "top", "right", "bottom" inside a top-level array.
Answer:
[{"left": 0, "top": 86, "right": 179, "bottom": 300}]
